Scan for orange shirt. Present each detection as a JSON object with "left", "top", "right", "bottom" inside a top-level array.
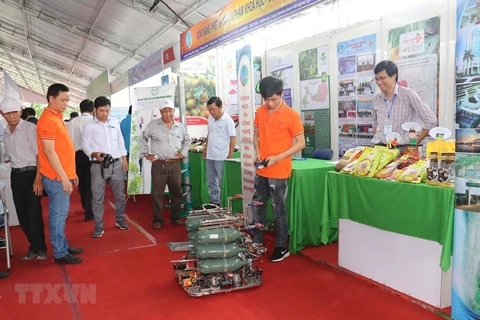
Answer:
[
  {"left": 253, "top": 100, "right": 304, "bottom": 179},
  {"left": 37, "top": 108, "right": 76, "bottom": 180}
]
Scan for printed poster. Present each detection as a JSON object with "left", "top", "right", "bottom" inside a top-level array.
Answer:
[
  {"left": 268, "top": 55, "right": 294, "bottom": 107},
  {"left": 337, "top": 34, "right": 376, "bottom": 157},
  {"left": 299, "top": 45, "right": 330, "bottom": 110},
  {"left": 454, "top": 2, "right": 480, "bottom": 319},
  {"left": 388, "top": 16, "right": 440, "bottom": 124}
]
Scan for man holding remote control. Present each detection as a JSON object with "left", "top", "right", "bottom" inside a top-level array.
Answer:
[{"left": 252, "top": 76, "right": 305, "bottom": 262}]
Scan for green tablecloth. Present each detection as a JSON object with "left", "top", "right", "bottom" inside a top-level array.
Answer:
[
  {"left": 188, "top": 152, "right": 240, "bottom": 208},
  {"left": 320, "top": 171, "right": 454, "bottom": 272},
  {"left": 221, "top": 159, "right": 335, "bottom": 253}
]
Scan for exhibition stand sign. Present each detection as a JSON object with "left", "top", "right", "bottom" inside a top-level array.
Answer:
[
  {"left": 180, "top": 0, "right": 328, "bottom": 60},
  {"left": 236, "top": 44, "right": 255, "bottom": 206}
]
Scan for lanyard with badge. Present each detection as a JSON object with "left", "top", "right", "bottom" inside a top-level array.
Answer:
[{"left": 383, "top": 95, "right": 396, "bottom": 136}]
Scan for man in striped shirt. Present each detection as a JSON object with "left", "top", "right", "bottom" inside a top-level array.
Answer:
[{"left": 371, "top": 60, "right": 437, "bottom": 145}]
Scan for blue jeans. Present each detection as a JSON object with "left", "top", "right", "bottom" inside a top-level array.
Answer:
[
  {"left": 251, "top": 175, "right": 289, "bottom": 248},
  {"left": 206, "top": 159, "right": 225, "bottom": 205},
  {"left": 42, "top": 176, "right": 70, "bottom": 259}
]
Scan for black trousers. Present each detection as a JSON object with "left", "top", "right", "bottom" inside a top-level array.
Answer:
[
  {"left": 75, "top": 150, "right": 93, "bottom": 219},
  {"left": 11, "top": 170, "right": 47, "bottom": 253}
]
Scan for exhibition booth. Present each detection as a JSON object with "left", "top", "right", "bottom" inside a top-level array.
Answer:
[{"left": 172, "top": 0, "right": 458, "bottom": 311}]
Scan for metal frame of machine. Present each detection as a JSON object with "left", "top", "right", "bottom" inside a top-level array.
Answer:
[{"left": 171, "top": 195, "right": 265, "bottom": 297}]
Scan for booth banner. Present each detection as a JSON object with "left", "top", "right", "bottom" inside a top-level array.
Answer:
[
  {"left": 180, "top": 0, "right": 325, "bottom": 60},
  {"left": 337, "top": 34, "right": 376, "bottom": 157},
  {"left": 3, "top": 69, "right": 24, "bottom": 102},
  {"left": 268, "top": 55, "right": 294, "bottom": 107},
  {"left": 454, "top": 2, "right": 480, "bottom": 318},
  {"left": 128, "top": 48, "right": 163, "bottom": 86},
  {"left": 110, "top": 72, "right": 129, "bottom": 95},
  {"left": 162, "top": 42, "right": 180, "bottom": 69},
  {"left": 236, "top": 44, "right": 255, "bottom": 205},
  {"left": 387, "top": 16, "right": 440, "bottom": 122},
  {"left": 127, "top": 84, "right": 176, "bottom": 195}
]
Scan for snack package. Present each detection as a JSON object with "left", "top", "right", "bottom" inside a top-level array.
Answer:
[
  {"left": 398, "top": 159, "right": 427, "bottom": 183},
  {"left": 401, "top": 145, "right": 420, "bottom": 159},
  {"left": 335, "top": 146, "right": 365, "bottom": 172},
  {"left": 426, "top": 140, "right": 455, "bottom": 187},
  {"left": 374, "top": 158, "right": 402, "bottom": 180},
  {"left": 351, "top": 147, "right": 384, "bottom": 177},
  {"left": 437, "top": 153, "right": 455, "bottom": 188},
  {"left": 388, "top": 155, "right": 418, "bottom": 181},
  {"left": 340, "top": 159, "right": 359, "bottom": 174},
  {"left": 426, "top": 152, "right": 438, "bottom": 185},
  {"left": 375, "top": 147, "right": 400, "bottom": 171}
]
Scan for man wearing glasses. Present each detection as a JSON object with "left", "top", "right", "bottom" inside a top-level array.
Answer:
[{"left": 371, "top": 60, "right": 436, "bottom": 145}]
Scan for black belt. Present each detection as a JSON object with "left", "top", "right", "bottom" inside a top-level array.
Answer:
[
  {"left": 92, "top": 158, "right": 120, "bottom": 164},
  {"left": 12, "top": 166, "right": 37, "bottom": 173}
]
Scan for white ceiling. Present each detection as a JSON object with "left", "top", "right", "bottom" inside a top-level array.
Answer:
[{"left": 0, "top": 0, "right": 231, "bottom": 105}]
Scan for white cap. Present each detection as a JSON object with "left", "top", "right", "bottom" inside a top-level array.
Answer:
[
  {"left": 159, "top": 99, "right": 175, "bottom": 110},
  {"left": 0, "top": 97, "right": 22, "bottom": 113}
]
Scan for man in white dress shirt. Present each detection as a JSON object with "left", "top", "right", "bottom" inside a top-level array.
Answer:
[
  {"left": 68, "top": 99, "right": 94, "bottom": 221},
  {"left": 82, "top": 96, "right": 129, "bottom": 238}
]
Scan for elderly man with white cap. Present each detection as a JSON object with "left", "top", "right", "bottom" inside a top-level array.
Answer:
[
  {"left": 0, "top": 97, "right": 47, "bottom": 261},
  {"left": 140, "top": 99, "right": 191, "bottom": 230}
]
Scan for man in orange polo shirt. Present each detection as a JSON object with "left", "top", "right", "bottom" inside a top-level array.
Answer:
[
  {"left": 252, "top": 76, "right": 305, "bottom": 262},
  {"left": 37, "top": 83, "right": 84, "bottom": 264}
]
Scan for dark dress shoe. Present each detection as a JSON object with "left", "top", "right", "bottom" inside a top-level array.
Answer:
[
  {"left": 67, "top": 247, "right": 84, "bottom": 255},
  {"left": 54, "top": 253, "right": 82, "bottom": 265},
  {"left": 85, "top": 216, "right": 94, "bottom": 222},
  {"left": 0, "top": 271, "right": 10, "bottom": 279}
]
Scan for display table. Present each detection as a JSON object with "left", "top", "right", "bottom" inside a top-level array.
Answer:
[
  {"left": 222, "top": 159, "right": 335, "bottom": 253},
  {"left": 321, "top": 171, "right": 454, "bottom": 308},
  {"left": 187, "top": 151, "right": 240, "bottom": 208}
]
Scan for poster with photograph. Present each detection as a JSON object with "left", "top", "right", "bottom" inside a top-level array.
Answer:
[
  {"left": 388, "top": 16, "right": 440, "bottom": 120},
  {"left": 183, "top": 52, "right": 216, "bottom": 125},
  {"left": 452, "top": 209, "right": 480, "bottom": 320},
  {"left": 268, "top": 55, "right": 294, "bottom": 107},
  {"left": 299, "top": 45, "right": 330, "bottom": 110},
  {"left": 337, "top": 34, "right": 376, "bottom": 156},
  {"left": 455, "top": 2, "right": 480, "bottom": 318}
]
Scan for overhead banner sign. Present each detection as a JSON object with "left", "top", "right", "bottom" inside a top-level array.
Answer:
[
  {"left": 128, "top": 48, "right": 163, "bottom": 86},
  {"left": 180, "top": 0, "right": 325, "bottom": 60}
]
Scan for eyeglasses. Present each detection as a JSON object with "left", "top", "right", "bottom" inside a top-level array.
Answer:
[{"left": 374, "top": 76, "right": 390, "bottom": 82}]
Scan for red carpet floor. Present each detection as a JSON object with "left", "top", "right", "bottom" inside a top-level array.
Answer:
[{"left": 0, "top": 188, "right": 449, "bottom": 320}]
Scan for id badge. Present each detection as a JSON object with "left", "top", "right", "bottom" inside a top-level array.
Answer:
[{"left": 383, "top": 119, "right": 393, "bottom": 136}]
